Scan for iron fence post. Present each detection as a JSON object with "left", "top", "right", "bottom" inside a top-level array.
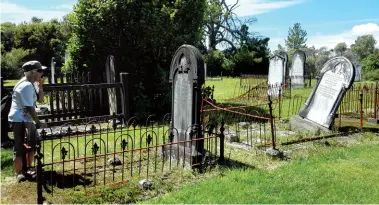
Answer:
[
  {"left": 218, "top": 119, "right": 225, "bottom": 164},
  {"left": 268, "top": 96, "right": 276, "bottom": 150},
  {"left": 359, "top": 91, "right": 363, "bottom": 130},
  {"left": 35, "top": 143, "right": 44, "bottom": 204},
  {"left": 278, "top": 86, "right": 282, "bottom": 120},
  {"left": 374, "top": 82, "right": 378, "bottom": 119}
]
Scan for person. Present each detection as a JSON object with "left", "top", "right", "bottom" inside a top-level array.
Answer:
[{"left": 8, "top": 60, "right": 48, "bottom": 182}]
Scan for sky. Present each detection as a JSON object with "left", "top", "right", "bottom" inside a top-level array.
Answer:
[{"left": 1, "top": 0, "right": 379, "bottom": 51}]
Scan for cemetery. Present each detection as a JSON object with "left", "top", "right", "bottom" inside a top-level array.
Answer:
[
  {"left": 1, "top": 44, "right": 378, "bottom": 204},
  {"left": 1, "top": 1, "right": 379, "bottom": 204}
]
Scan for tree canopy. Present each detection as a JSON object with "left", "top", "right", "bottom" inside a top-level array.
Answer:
[{"left": 285, "top": 23, "right": 307, "bottom": 50}]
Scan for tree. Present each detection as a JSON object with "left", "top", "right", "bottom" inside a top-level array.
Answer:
[
  {"left": 1, "top": 48, "right": 34, "bottom": 78},
  {"left": 361, "top": 50, "right": 379, "bottom": 80},
  {"left": 67, "top": 0, "right": 206, "bottom": 117},
  {"left": 204, "top": 0, "right": 256, "bottom": 52},
  {"left": 272, "top": 44, "right": 286, "bottom": 56},
  {"left": 285, "top": 23, "right": 307, "bottom": 50},
  {"left": 334, "top": 42, "right": 347, "bottom": 56},
  {"left": 351, "top": 34, "right": 377, "bottom": 61}
]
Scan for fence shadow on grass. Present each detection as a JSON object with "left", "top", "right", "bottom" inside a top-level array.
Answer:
[{"left": 42, "top": 171, "right": 92, "bottom": 191}]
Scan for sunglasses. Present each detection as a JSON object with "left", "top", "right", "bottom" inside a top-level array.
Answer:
[{"left": 32, "top": 69, "right": 43, "bottom": 73}]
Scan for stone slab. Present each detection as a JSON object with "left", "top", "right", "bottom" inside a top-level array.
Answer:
[
  {"left": 367, "top": 118, "right": 379, "bottom": 124},
  {"left": 289, "top": 115, "right": 331, "bottom": 135},
  {"left": 161, "top": 144, "right": 204, "bottom": 168}
]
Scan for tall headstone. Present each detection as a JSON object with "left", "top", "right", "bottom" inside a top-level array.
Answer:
[
  {"left": 165, "top": 44, "right": 205, "bottom": 167},
  {"left": 354, "top": 65, "right": 362, "bottom": 82},
  {"left": 268, "top": 55, "right": 285, "bottom": 96},
  {"left": 105, "top": 55, "right": 117, "bottom": 115},
  {"left": 51, "top": 57, "right": 56, "bottom": 84},
  {"left": 289, "top": 50, "right": 306, "bottom": 88},
  {"left": 296, "top": 56, "right": 355, "bottom": 130}
]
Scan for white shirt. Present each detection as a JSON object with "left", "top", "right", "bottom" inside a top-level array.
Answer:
[{"left": 8, "top": 77, "right": 37, "bottom": 123}]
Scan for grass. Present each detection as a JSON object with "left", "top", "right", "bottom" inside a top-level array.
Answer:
[{"left": 147, "top": 139, "right": 379, "bottom": 204}]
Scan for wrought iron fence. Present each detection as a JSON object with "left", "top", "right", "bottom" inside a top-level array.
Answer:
[{"left": 32, "top": 113, "right": 222, "bottom": 203}]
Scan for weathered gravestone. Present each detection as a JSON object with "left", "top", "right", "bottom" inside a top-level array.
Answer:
[
  {"left": 354, "top": 65, "right": 362, "bottom": 82},
  {"left": 163, "top": 44, "right": 205, "bottom": 167},
  {"left": 289, "top": 50, "right": 306, "bottom": 88},
  {"left": 291, "top": 56, "right": 355, "bottom": 132},
  {"left": 105, "top": 55, "right": 117, "bottom": 115},
  {"left": 268, "top": 55, "right": 286, "bottom": 96}
]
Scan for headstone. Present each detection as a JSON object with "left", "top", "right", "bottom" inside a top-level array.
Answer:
[
  {"left": 297, "top": 56, "right": 355, "bottom": 130},
  {"left": 354, "top": 65, "right": 362, "bottom": 82},
  {"left": 164, "top": 45, "right": 205, "bottom": 167},
  {"left": 268, "top": 55, "right": 285, "bottom": 96},
  {"left": 51, "top": 57, "right": 56, "bottom": 84},
  {"left": 289, "top": 50, "right": 306, "bottom": 88},
  {"left": 105, "top": 55, "right": 117, "bottom": 115},
  {"left": 278, "top": 51, "right": 288, "bottom": 76}
]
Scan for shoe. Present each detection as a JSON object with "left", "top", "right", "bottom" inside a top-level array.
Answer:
[
  {"left": 26, "top": 168, "right": 36, "bottom": 178},
  {"left": 16, "top": 173, "right": 26, "bottom": 182}
]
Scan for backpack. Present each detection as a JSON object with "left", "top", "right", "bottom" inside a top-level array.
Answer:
[{"left": 1, "top": 86, "right": 13, "bottom": 138}]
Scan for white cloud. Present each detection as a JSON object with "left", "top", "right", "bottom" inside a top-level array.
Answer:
[
  {"left": 269, "top": 23, "right": 379, "bottom": 51},
  {"left": 0, "top": 2, "right": 73, "bottom": 24},
  {"left": 226, "top": 0, "right": 306, "bottom": 17},
  {"left": 307, "top": 23, "right": 379, "bottom": 49},
  {"left": 50, "top": 4, "right": 74, "bottom": 10}
]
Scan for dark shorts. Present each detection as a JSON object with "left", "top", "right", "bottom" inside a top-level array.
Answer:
[{"left": 11, "top": 122, "right": 39, "bottom": 158}]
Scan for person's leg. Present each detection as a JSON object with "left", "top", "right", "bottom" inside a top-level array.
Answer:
[
  {"left": 25, "top": 122, "right": 38, "bottom": 176},
  {"left": 12, "top": 122, "right": 26, "bottom": 181}
]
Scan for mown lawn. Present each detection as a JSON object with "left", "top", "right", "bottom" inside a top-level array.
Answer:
[{"left": 147, "top": 142, "right": 379, "bottom": 204}]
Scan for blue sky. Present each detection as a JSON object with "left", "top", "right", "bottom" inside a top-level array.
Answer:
[{"left": 1, "top": 0, "right": 379, "bottom": 51}]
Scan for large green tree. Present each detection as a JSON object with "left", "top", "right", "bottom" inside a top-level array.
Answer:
[
  {"left": 361, "top": 50, "right": 379, "bottom": 80},
  {"left": 285, "top": 23, "right": 307, "bottom": 50},
  {"left": 351, "top": 34, "right": 377, "bottom": 61},
  {"left": 1, "top": 18, "right": 68, "bottom": 78},
  {"left": 67, "top": 0, "right": 206, "bottom": 117},
  {"left": 334, "top": 42, "right": 347, "bottom": 56}
]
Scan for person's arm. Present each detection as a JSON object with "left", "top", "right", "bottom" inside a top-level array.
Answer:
[
  {"left": 24, "top": 106, "right": 42, "bottom": 125},
  {"left": 20, "top": 84, "right": 46, "bottom": 127},
  {"left": 35, "top": 80, "right": 44, "bottom": 104}
]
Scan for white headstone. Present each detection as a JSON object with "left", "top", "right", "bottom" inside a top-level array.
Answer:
[
  {"left": 105, "top": 55, "right": 117, "bottom": 115},
  {"left": 354, "top": 65, "right": 362, "bottom": 82},
  {"left": 289, "top": 50, "right": 306, "bottom": 88},
  {"left": 299, "top": 56, "right": 355, "bottom": 129},
  {"left": 268, "top": 55, "right": 285, "bottom": 96},
  {"left": 51, "top": 57, "right": 56, "bottom": 84}
]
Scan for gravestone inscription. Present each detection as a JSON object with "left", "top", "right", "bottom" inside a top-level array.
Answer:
[
  {"left": 298, "top": 56, "right": 355, "bottom": 130},
  {"left": 165, "top": 44, "right": 205, "bottom": 167},
  {"left": 268, "top": 55, "right": 285, "bottom": 96},
  {"left": 289, "top": 50, "right": 306, "bottom": 88}
]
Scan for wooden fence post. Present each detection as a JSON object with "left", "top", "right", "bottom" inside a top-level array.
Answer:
[{"left": 120, "top": 73, "right": 130, "bottom": 124}]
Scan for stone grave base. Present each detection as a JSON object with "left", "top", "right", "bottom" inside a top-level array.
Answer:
[
  {"left": 289, "top": 115, "right": 331, "bottom": 135},
  {"left": 367, "top": 118, "right": 379, "bottom": 124},
  {"left": 291, "top": 83, "right": 305, "bottom": 89},
  {"left": 161, "top": 144, "right": 204, "bottom": 169}
]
